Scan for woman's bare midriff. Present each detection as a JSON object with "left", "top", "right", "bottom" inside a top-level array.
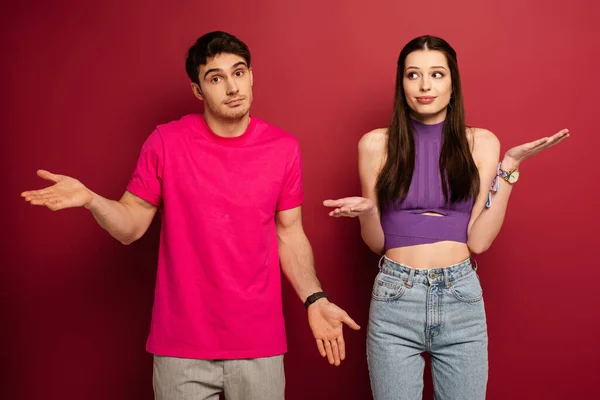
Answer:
[{"left": 384, "top": 212, "right": 471, "bottom": 269}]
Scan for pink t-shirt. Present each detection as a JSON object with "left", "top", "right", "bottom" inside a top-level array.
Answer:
[{"left": 126, "top": 114, "right": 304, "bottom": 359}]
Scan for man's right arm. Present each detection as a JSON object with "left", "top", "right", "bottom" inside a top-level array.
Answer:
[
  {"left": 87, "top": 190, "right": 158, "bottom": 245},
  {"left": 22, "top": 169, "right": 157, "bottom": 245}
]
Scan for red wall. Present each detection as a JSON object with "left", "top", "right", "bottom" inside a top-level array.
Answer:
[{"left": 2, "top": 1, "right": 598, "bottom": 399}]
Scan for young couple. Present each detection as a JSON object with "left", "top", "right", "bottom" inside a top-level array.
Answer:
[{"left": 22, "top": 31, "right": 568, "bottom": 399}]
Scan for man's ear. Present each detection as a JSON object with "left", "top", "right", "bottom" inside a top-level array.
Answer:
[{"left": 191, "top": 82, "right": 204, "bottom": 100}]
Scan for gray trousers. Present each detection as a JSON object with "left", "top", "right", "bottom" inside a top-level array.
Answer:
[{"left": 153, "top": 355, "right": 285, "bottom": 400}]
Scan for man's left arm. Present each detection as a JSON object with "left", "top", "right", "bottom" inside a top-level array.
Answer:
[{"left": 276, "top": 206, "right": 360, "bottom": 366}]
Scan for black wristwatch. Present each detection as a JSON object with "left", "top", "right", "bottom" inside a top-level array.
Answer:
[{"left": 304, "top": 291, "right": 328, "bottom": 309}]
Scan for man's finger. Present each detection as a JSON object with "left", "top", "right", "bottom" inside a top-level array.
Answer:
[
  {"left": 22, "top": 188, "right": 52, "bottom": 198},
  {"left": 324, "top": 340, "right": 334, "bottom": 364},
  {"left": 29, "top": 198, "right": 49, "bottom": 206},
  {"left": 331, "top": 340, "right": 341, "bottom": 366},
  {"left": 37, "top": 169, "right": 62, "bottom": 183},
  {"left": 342, "top": 313, "right": 361, "bottom": 330},
  {"left": 316, "top": 339, "right": 326, "bottom": 357},
  {"left": 337, "top": 336, "right": 346, "bottom": 361}
]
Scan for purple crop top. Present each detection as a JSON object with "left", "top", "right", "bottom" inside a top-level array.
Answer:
[{"left": 380, "top": 119, "right": 474, "bottom": 250}]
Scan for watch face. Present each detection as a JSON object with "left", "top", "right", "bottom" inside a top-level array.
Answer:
[{"left": 508, "top": 170, "right": 520, "bottom": 184}]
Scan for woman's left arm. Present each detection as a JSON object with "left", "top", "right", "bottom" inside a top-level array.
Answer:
[{"left": 466, "top": 128, "right": 569, "bottom": 254}]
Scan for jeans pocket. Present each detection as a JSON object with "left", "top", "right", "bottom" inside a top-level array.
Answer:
[
  {"left": 450, "top": 272, "right": 483, "bottom": 303},
  {"left": 371, "top": 272, "right": 406, "bottom": 301}
]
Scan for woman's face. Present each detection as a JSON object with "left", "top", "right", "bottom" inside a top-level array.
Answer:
[{"left": 403, "top": 50, "right": 452, "bottom": 124}]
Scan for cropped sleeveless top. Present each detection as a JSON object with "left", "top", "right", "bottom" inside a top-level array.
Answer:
[{"left": 380, "top": 119, "right": 474, "bottom": 250}]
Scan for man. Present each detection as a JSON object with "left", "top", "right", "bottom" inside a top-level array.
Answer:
[{"left": 21, "top": 31, "right": 359, "bottom": 400}]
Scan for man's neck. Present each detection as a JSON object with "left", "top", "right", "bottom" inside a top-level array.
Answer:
[{"left": 203, "top": 112, "right": 251, "bottom": 138}]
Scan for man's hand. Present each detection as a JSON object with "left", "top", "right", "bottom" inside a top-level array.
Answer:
[
  {"left": 21, "top": 169, "right": 93, "bottom": 211},
  {"left": 307, "top": 299, "right": 360, "bottom": 366}
]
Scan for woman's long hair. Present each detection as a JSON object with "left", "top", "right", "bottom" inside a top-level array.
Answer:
[{"left": 376, "top": 35, "right": 479, "bottom": 211}]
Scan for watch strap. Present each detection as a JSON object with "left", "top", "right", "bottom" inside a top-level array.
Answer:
[{"left": 304, "top": 291, "right": 328, "bottom": 309}]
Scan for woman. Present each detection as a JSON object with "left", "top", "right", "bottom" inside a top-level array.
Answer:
[{"left": 323, "top": 35, "right": 569, "bottom": 399}]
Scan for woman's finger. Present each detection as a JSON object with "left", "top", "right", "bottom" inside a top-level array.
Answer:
[{"left": 323, "top": 199, "right": 345, "bottom": 208}]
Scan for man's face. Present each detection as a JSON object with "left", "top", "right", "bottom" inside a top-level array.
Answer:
[{"left": 193, "top": 53, "right": 253, "bottom": 121}]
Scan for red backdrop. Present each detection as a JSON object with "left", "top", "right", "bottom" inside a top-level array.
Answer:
[{"left": 2, "top": 0, "right": 598, "bottom": 399}]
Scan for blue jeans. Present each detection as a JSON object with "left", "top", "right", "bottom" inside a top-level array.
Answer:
[{"left": 367, "top": 256, "right": 488, "bottom": 400}]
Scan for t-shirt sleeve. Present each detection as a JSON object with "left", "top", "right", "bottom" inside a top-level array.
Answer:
[
  {"left": 277, "top": 141, "right": 304, "bottom": 211},
  {"left": 126, "top": 129, "right": 164, "bottom": 206}
]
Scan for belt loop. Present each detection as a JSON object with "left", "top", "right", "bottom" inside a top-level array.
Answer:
[
  {"left": 470, "top": 257, "right": 478, "bottom": 271},
  {"left": 443, "top": 268, "right": 450, "bottom": 288},
  {"left": 378, "top": 255, "right": 385, "bottom": 270},
  {"left": 406, "top": 268, "right": 415, "bottom": 288}
]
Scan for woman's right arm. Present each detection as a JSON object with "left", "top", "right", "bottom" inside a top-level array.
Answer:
[
  {"left": 357, "top": 129, "right": 386, "bottom": 254},
  {"left": 323, "top": 129, "right": 386, "bottom": 255}
]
